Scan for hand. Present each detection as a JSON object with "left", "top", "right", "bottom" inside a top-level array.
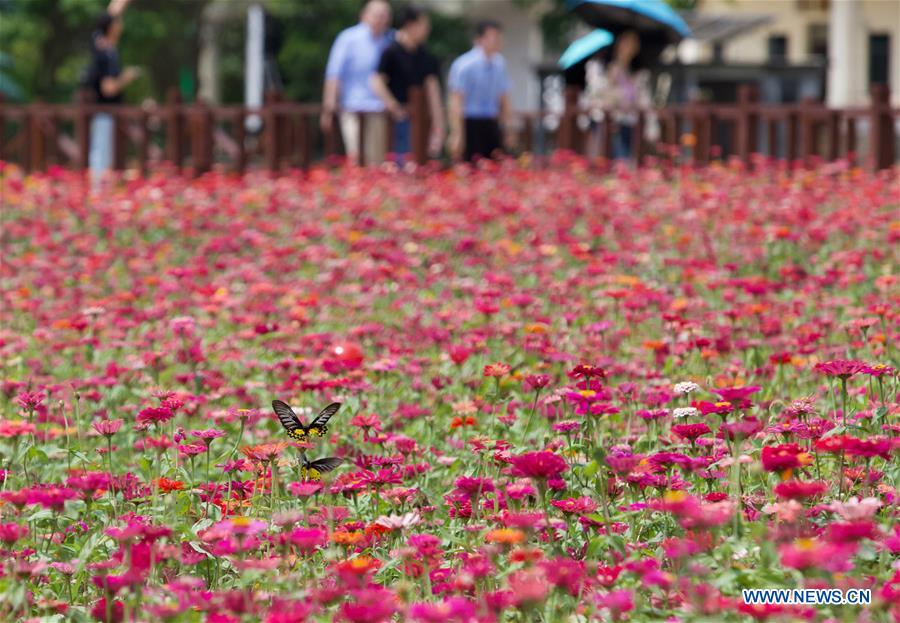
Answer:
[
  {"left": 122, "top": 66, "right": 141, "bottom": 84},
  {"left": 503, "top": 128, "right": 518, "bottom": 152},
  {"left": 320, "top": 110, "right": 334, "bottom": 133},
  {"left": 388, "top": 102, "right": 407, "bottom": 121},
  {"left": 428, "top": 126, "right": 445, "bottom": 158},
  {"left": 447, "top": 131, "right": 463, "bottom": 161}
]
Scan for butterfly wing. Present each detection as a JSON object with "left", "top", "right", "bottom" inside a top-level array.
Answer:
[
  {"left": 272, "top": 400, "right": 305, "bottom": 438},
  {"left": 308, "top": 457, "right": 343, "bottom": 473},
  {"left": 307, "top": 402, "right": 341, "bottom": 437}
]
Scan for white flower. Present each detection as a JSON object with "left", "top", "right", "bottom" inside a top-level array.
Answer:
[
  {"left": 673, "top": 407, "right": 699, "bottom": 418},
  {"left": 673, "top": 381, "right": 701, "bottom": 396},
  {"left": 375, "top": 512, "right": 421, "bottom": 530}
]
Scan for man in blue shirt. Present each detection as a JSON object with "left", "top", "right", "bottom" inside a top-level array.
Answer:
[
  {"left": 321, "top": 0, "right": 392, "bottom": 165},
  {"left": 447, "top": 21, "right": 512, "bottom": 162}
]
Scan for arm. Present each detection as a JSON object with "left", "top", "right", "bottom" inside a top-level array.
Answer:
[
  {"left": 321, "top": 35, "right": 346, "bottom": 131},
  {"left": 321, "top": 76, "right": 341, "bottom": 131},
  {"left": 447, "top": 91, "right": 464, "bottom": 160},
  {"left": 107, "top": 0, "right": 131, "bottom": 18},
  {"left": 424, "top": 75, "right": 444, "bottom": 156},
  {"left": 100, "top": 72, "right": 137, "bottom": 98},
  {"left": 370, "top": 73, "right": 405, "bottom": 120}
]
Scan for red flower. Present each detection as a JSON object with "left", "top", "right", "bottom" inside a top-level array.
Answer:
[
  {"left": 773, "top": 480, "right": 828, "bottom": 500},
  {"left": 845, "top": 437, "right": 892, "bottom": 460},
  {"left": 761, "top": 444, "right": 812, "bottom": 476},
  {"left": 671, "top": 423, "right": 711, "bottom": 442},
  {"left": 524, "top": 374, "right": 551, "bottom": 391},
  {"left": 569, "top": 364, "right": 606, "bottom": 379}
]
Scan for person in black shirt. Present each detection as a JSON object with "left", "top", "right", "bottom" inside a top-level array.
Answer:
[
  {"left": 87, "top": 0, "right": 139, "bottom": 184},
  {"left": 371, "top": 5, "right": 445, "bottom": 163}
]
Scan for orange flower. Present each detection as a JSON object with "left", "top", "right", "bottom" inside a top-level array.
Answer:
[
  {"left": 485, "top": 528, "right": 526, "bottom": 545},
  {"left": 156, "top": 477, "right": 185, "bottom": 493},
  {"left": 331, "top": 530, "right": 365, "bottom": 547},
  {"left": 451, "top": 416, "right": 476, "bottom": 429}
]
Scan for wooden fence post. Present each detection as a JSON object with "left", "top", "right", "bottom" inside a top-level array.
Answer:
[
  {"left": 74, "top": 89, "right": 92, "bottom": 170},
  {"left": 298, "top": 111, "right": 311, "bottom": 170},
  {"left": 798, "top": 97, "right": 817, "bottom": 168},
  {"left": 166, "top": 88, "right": 183, "bottom": 172},
  {"left": 736, "top": 84, "right": 759, "bottom": 167},
  {"left": 559, "top": 85, "right": 580, "bottom": 151},
  {"left": 234, "top": 108, "right": 246, "bottom": 175},
  {"left": 29, "top": 104, "right": 45, "bottom": 172},
  {"left": 826, "top": 109, "right": 840, "bottom": 161},
  {"left": 869, "top": 84, "right": 894, "bottom": 171},
  {"left": 191, "top": 99, "right": 213, "bottom": 176},
  {"left": 113, "top": 110, "right": 127, "bottom": 171},
  {"left": 408, "top": 85, "right": 428, "bottom": 165},
  {"left": 263, "top": 91, "right": 280, "bottom": 173},
  {"left": 632, "top": 110, "right": 645, "bottom": 165},
  {"left": 785, "top": 108, "right": 799, "bottom": 168},
  {"left": 694, "top": 104, "right": 713, "bottom": 165}
]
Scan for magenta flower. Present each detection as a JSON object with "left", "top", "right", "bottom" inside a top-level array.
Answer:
[
  {"left": 510, "top": 451, "right": 568, "bottom": 480},
  {"left": 814, "top": 359, "right": 868, "bottom": 380}
]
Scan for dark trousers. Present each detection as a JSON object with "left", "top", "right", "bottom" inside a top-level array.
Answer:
[{"left": 464, "top": 117, "right": 501, "bottom": 161}]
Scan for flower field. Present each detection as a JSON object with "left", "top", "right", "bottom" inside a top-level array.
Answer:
[{"left": 1, "top": 158, "right": 898, "bottom": 622}]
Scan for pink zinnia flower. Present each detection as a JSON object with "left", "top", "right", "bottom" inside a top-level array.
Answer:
[
  {"left": 510, "top": 451, "right": 568, "bottom": 480},
  {"left": 92, "top": 419, "right": 123, "bottom": 437},
  {"left": 814, "top": 359, "right": 867, "bottom": 380},
  {"left": 483, "top": 362, "right": 511, "bottom": 378},
  {"left": 551, "top": 496, "right": 597, "bottom": 515}
]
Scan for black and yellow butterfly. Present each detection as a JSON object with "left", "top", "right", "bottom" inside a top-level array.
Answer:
[
  {"left": 300, "top": 456, "right": 343, "bottom": 481},
  {"left": 272, "top": 400, "right": 341, "bottom": 441}
]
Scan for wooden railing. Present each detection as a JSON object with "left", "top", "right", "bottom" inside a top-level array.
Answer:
[{"left": 0, "top": 84, "right": 896, "bottom": 174}]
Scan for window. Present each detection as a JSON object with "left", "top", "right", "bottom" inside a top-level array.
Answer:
[
  {"left": 796, "top": 0, "right": 829, "bottom": 10},
  {"left": 768, "top": 35, "right": 788, "bottom": 63},
  {"left": 869, "top": 34, "right": 891, "bottom": 85},
  {"left": 807, "top": 24, "right": 828, "bottom": 61}
]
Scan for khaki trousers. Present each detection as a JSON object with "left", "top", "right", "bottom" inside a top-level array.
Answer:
[{"left": 340, "top": 112, "right": 388, "bottom": 166}]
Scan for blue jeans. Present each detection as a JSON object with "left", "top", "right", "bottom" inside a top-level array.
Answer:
[
  {"left": 613, "top": 123, "right": 633, "bottom": 160},
  {"left": 392, "top": 119, "right": 411, "bottom": 164},
  {"left": 89, "top": 113, "right": 114, "bottom": 180}
]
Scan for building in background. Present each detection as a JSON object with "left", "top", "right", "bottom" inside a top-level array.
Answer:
[{"left": 689, "top": 0, "right": 898, "bottom": 105}]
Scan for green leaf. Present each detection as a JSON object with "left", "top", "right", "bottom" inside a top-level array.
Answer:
[
  {"left": 583, "top": 460, "right": 599, "bottom": 478},
  {"left": 819, "top": 425, "right": 845, "bottom": 439}
]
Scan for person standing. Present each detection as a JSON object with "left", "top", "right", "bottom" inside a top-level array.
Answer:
[
  {"left": 370, "top": 5, "right": 445, "bottom": 163},
  {"left": 602, "top": 30, "right": 651, "bottom": 160},
  {"left": 321, "top": 0, "right": 392, "bottom": 166},
  {"left": 87, "top": 0, "right": 140, "bottom": 184},
  {"left": 446, "top": 20, "right": 512, "bottom": 162}
]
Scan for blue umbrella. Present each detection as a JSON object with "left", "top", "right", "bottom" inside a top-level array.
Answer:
[
  {"left": 559, "top": 29, "right": 614, "bottom": 69},
  {"left": 566, "top": 0, "right": 691, "bottom": 46}
]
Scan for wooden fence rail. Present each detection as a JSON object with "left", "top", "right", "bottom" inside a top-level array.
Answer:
[{"left": 0, "top": 84, "right": 896, "bottom": 175}]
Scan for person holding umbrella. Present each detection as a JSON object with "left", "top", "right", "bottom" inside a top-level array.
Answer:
[
  {"left": 565, "top": 0, "right": 690, "bottom": 160},
  {"left": 603, "top": 30, "right": 652, "bottom": 159}
]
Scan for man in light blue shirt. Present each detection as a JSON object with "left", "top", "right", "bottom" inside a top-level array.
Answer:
[
  {"left": 447, "top": 20, "right": 512, "bottom": 162},
  {"left": 321, "top": 0, "right": 392, "bottom": 165}
]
